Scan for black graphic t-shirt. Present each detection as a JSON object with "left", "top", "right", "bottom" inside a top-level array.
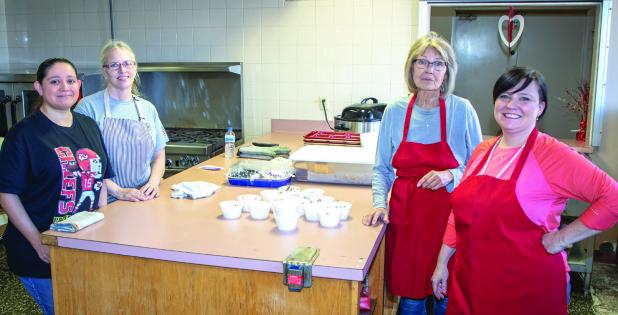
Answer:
[{"left": 0, "top": 110, "right": 114, "bottom": 278}]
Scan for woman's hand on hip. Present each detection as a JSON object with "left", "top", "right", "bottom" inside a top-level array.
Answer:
[
  {"left": 542, "top": 230, "right": 567, "bottom": 254},
  {"left": 431, "top": 264, "right": 449, "bottom": 300},
  {"left": 417, "top": 170, "right": 453, "bottom": 190},
  {"left": 362, "top": 208, "right": 389, "bottom": 226},
  {"left": 117, "top": 187, "right": 148, "bottom": 202},
  {"left": 140, "top": 179, "right": 161, "bottom": 199}
]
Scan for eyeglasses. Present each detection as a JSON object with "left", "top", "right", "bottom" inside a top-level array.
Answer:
[
  {"left": 413, "top": 59, "right": 447, "bottom": 71},
  {"left": 103, "top": 60, "right": 137, "bottom": 70}
]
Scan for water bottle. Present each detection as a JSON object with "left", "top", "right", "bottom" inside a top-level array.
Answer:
[{"left": 224, "top": 127, "right": 236, "bottom": 158}]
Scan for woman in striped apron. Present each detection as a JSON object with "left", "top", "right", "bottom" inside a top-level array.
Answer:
[{"left": 76, "top": 40, "right": 168, "bottom": 202}]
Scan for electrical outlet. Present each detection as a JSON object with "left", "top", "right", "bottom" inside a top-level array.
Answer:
[{"left": 318, "top": 97, "right": 327, "bottom": 112}]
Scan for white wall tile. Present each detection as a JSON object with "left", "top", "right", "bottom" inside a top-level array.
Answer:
[
  {"left": 177, "top": 10, "right": 194, "bottom": 28},
  {"left": 227, "top": 9, "right": 243, "bottom": 27},
  {"left": 210, "top": 9, "right": 227, "bottom": 26},
  {"left": 243, "top": 8, "right": 262, "bottom": 27},
  {"left": 144, "top": 11, "right": 161, "bottom": 28},
  {"left": 278, "top": 45, "right": 297, "bottom": 64},
  {"left": 194, "top": 28, "right": 210, "bottom": 44},
  {"left": 129, "top": 0, "right": 145, "bottom": 12},
  {"left": 177, "top": 45, "right": 195, "bottom": 60},
  {"left": 161, "top": 29, "right": 178, "bottom": 45},
  {"left": 243, "top": 26, "right": 261, "bottom": 45},
  {"left": 160, "top": 0, "right": 176, "bottom": 11},
  {"left": 208, "top": 27, "right": 226, "bottom": 45},
  {"left": 69, "top": 0, "right": 85, "bottom": 13},
  {"left": 193, "top": 0, "right": 210, "bottom": 10},
  {"left": 226, "top": 26, "right": 243, "bottom": 46},
  {"left": 243, "top": 44, "right": 262, "bottom": 63},
  {"left": 279, "top": 64, "right": 297, "bottom": 83},
  {"left": 147, "top": 46, "right": 163, "bottom": 61},
  {"left": 261, "top": 8, "right": 280, "bottom": 27},
  {"left": 193, "top": 45, "right": 211, "bottom": 61},
  {"left": 161, "top": 45, "right": 178, "bottom": 60},
  {"left": 261, "top": 26, "right": 279, "bottom": 45},
  {"left": 261, "top": 45, "right": 280, "bottom": 63},
  {"left": 211, "top": 0, "right": 227, "bottom": 9},
  {"left": 227, "top": 0, "right": 243, "bottom": 9},
  {"left": 193, "top": 10, "right": 210, "bottom": 27},
  {"left": 177, "top": 28, "right": 194, "bottom": 45},
  {"left": 177, "top": 0, "right": 194, "bottom": 10},
  {"left": 145, "top": 29, "right": 162, "bottom": 46},
  {"left": 1, "top": 0, "right": 415, "bottom": 138},
  {"left": 279, "top": 82, "right": 297, "bottom": 101}
]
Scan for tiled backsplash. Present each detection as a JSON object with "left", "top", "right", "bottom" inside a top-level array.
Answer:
[{"left": 0, "top": 0, "right": 418, "bottom": 138}]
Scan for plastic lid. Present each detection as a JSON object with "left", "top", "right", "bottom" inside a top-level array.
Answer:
[{"left": 227, "top": 127, "right": 233, "bottom": 131}]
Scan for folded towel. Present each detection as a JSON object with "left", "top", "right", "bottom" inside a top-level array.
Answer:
[
  {"left": 50, "top": 211, "right": 104, "bottom": 233},
  {"left": 171, "top": 181, "right": 221, "bottom": 199}
]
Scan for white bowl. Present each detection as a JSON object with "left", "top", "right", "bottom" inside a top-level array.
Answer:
[
  {"left": 260, "top": 189, "right": 286, "bottom": 202},
  {"left": 274, "top": 211, "right": 299, "bottom": 231},
  {"left": 301, "top": 188, "right": 325, "bottom": 199},
  {"left": 219, "top": 200, "right": 242, "bottom": 219},
  {"left": 318, "top": 207, "right": 341, "bottom": 228},
  {"left": 272, "top": 199, "right": 300, "bottom": 216},
  {"left": 248, "top": 200, "right": 271, "bottom": 220},
  {"left": 330, "top": 201, "right": 352, "bottom": 220},
  {"left": 237, "top": 194, "right": 261, "bottom": 212},
  {"left": 308, "top": 195, "right": 335, "bottom": 204}
]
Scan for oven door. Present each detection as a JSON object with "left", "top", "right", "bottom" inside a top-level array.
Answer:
[
  {"left": 20, "top": 90, "right": 41, "bottom": 118},
  {"left": 0, "top": 89, "right": 12, "bottom": 137}
]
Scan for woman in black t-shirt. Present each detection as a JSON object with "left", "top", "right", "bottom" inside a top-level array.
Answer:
[{"left": 0, "top": 58, "right": 114, "bottom": 315}]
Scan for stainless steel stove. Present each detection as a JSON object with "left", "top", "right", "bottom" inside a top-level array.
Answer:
[
  {"left": 164, "top": 128, "right": 242, "bottom": 176},
  {"left": 81, "top": 62, "right": 244, "bottom": 178}
]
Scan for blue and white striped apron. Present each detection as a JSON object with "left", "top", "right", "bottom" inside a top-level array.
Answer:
[{"left": 102, "top": 89, "right": 155, "bottom": 202}]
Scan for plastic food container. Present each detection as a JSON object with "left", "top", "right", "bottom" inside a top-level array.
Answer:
[
  {"left": 228, "top": 177, "right": 292, "bottom": 188},
  {"left": 290, "top": 145, "right": 374, "bottom": 186}
]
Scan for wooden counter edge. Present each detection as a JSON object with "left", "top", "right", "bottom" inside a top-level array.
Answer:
[{"left": 41, "top": 234, "right": 58, "bottom": 246}]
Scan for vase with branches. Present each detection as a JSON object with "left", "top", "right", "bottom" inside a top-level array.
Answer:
[{"left": 558, "top": 80, "right": 589, "bottom": 141}]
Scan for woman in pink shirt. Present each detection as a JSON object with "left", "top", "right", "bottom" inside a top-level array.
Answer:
[{"left": 430, "top": 67, "right": 618, "bottom": 315}]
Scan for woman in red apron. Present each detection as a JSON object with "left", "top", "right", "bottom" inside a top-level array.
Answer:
[
  {"left": 363, "top": 32, "right": 482, "bottom": 315},
  {"left": 431, "top": 67, "right": 618, "bottom": 315}
]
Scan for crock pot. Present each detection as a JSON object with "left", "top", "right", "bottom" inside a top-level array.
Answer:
[{"left": 334, "top": 97, "right": 386, "bottom": 133}]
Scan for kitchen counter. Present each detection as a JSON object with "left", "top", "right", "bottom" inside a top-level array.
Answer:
[{"left": 42, "top": 132, "right": 386, "bottom": 314}]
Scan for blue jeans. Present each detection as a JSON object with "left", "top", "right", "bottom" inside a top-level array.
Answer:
[
  {"left": 19, "top": 277, "right": 55, "bottom": 315},
  {"left": 398, "top": 296, "right": 447, "bottom": 315}
]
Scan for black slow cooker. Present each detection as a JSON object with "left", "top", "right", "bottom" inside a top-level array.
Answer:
[{"left": 334, "top": 97, "right": 386, "bottom": 133}]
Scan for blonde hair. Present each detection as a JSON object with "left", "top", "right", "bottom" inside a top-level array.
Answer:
[
  {"left": 404, "top": 31, "right": 458, "bottom": 98},
  {"left": 99, "top": 40, "right": 140, "bottom": 96}
]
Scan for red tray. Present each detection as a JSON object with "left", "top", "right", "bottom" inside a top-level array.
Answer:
[{"left": 303, "top": 130, "right": 361, "bottom": 146}]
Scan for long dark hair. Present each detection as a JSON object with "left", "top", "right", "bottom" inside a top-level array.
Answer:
[
  {"left": 493, "top": 66, "right": 548, "bottom": 119},
  {"left": 35, "top": 58, "right": 79, "bottom": 109}
]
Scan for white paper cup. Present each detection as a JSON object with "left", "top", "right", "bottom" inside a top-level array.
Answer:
[
  {"left": 237, "top": 194, "right": 262, "bottom": 212},
  {"left": 248, "top": 200, "right": 271, "bottom": 220},
  {"left": 219, "top": 200, "right": 242, "bottom": 219}
]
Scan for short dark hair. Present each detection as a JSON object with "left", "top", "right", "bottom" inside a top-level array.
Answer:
[
  {"left": 36, "top": 58, "right": 78, "bottom": 83},
  {"left": 493, "top": 66, "right": 548, "bottom": 119}
]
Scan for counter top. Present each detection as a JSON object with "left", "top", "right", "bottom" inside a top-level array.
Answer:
[{"left": 44, "top": 132, "right": 385, "bottom": 281}]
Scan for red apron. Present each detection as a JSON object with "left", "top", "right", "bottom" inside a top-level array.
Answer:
[
  {"left": 448, "top": 128, "right": 567, "bottom": 315},
  {"left": 386, "top": 95, "right": 459, "bottom": 298}
]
